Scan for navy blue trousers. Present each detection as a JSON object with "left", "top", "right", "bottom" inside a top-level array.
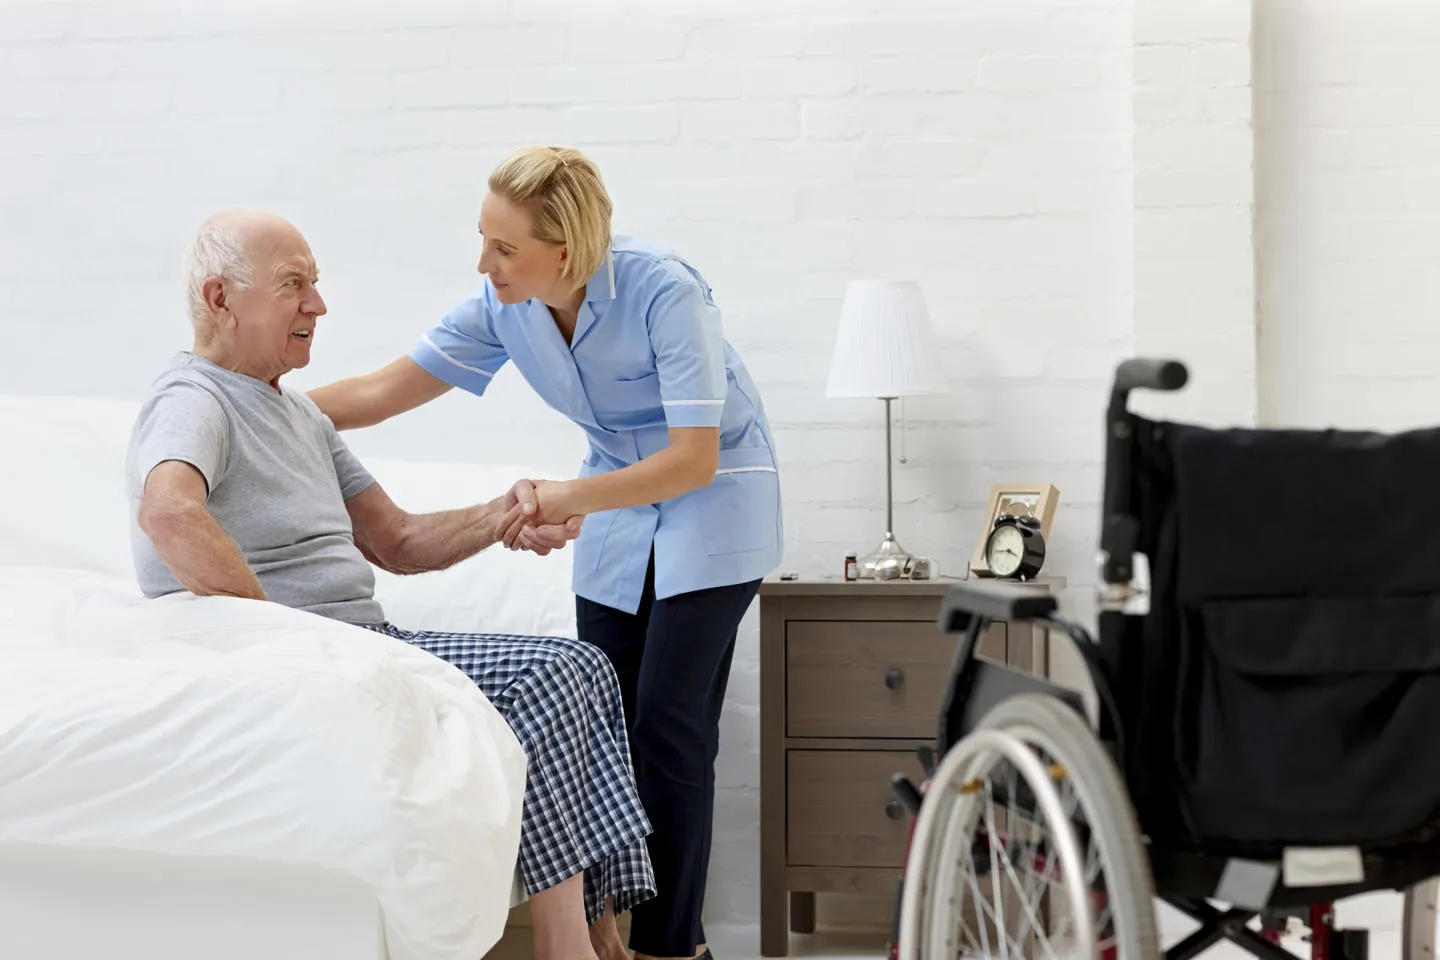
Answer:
[{"left": 576, "top": 552, "right": 761, "bottom": 957}]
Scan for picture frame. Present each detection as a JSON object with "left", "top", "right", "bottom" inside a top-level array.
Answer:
[{"left": 969, "top": 482, "right": 1061, "bottom": 576}]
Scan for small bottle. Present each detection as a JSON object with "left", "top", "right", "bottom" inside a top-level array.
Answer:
[{"left": 844, "top": 551, "right": 858, "bottom": 581}]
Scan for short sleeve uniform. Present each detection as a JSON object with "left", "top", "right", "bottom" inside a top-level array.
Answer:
[{"left": 409, "top": 236, "right": 783, "bottom": 615}]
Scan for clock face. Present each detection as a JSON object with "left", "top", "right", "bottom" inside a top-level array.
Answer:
[{"left": 987, "top": 525, "right": 1025, "bottom": 576}]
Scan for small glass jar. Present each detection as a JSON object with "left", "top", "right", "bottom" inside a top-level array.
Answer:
[{"left": 844, "top": 551, "right": 859, "bottom": 581}]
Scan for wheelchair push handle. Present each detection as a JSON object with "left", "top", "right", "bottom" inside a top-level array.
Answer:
[{"left": 1110, "top": 358, "right": 1187, "bottom": 407}]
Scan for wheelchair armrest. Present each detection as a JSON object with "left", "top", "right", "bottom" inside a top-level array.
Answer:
[{"left": 936, "top": 581, "right": 1058, "bottom": 632}]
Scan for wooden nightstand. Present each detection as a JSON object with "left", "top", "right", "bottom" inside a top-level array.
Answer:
[{"left": 757, "top": 574, "right": 1064, "bottom": 957}]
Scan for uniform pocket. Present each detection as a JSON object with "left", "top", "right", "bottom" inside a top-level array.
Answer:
[
  {"left": 576, "top": 508, "right": 620, "bottom": 571},
  {"left": 701, "top": 453, "right": 780, "bottom": 556},
  {"left": 592, "top": 373, "right": 662, "bottom": 432}
]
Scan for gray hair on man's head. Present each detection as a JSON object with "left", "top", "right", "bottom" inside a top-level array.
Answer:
[{"left": 183, "top": 214, "right": 254, "bottom": 326}]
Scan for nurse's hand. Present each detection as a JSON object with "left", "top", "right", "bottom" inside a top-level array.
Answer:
[
  {"left": 530, "top": 479, "right": 579, "bottom": 526},
  {"left": 495, "top": 478, "right": 539, "bottom": 549},
  {"left": 502, "top": 478, "right": 571, "bottom": 536},
  {"left": 516, "top": 515, "right": 584, "bottom": 556},
  {"left": 514, "top": 480, "right": 584, "bottom": 554},
  {"left": 497, "top": 477, "right": 581, "bottom": 551},
  {"left": 503, "top": 478, "right": 541, "bottom": 519}
]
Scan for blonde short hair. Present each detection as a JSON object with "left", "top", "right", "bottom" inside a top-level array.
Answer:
[{"left": 488, "top": 145, "right": 612, "bottom": 286}]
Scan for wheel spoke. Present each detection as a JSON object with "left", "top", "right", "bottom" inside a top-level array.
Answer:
[{"left": 896, "top": 695, "right": 1159, "bottom": 960}]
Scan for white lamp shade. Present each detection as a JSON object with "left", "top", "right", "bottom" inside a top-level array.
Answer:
[{"left": 825, "top": 280, "right": 949, "bottom": 398}]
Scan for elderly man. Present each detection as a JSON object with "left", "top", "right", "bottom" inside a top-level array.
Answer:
[{"left": 126, "top": 209, "right": 650, "bottom": 960}]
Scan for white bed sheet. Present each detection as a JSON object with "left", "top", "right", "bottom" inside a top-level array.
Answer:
[
  {"left": 0, "top": 394, "right": 581, "bottom": 640},
  {"left": 0, "top": 565, "right": 529, "bottom": 960}
]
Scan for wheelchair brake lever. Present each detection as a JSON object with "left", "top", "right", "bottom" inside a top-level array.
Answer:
[
  {"left": 891, "top": 774, "right": 923, "bottom": 817},
  {"left": 916, "top": 744, "right": 935, "bottom": 778}
]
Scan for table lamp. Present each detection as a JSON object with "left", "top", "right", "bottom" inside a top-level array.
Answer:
[{"left": 824, "top": 280, "right": 949, "bottom": 579}]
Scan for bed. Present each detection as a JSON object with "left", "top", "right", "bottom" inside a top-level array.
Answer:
[{"left": 0, "top": 394, "right": 582, "bottom": 960}]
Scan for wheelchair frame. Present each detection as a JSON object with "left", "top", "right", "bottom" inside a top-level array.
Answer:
[{"left": 888, "top": 359, "right": 1440, "bottom": 960}]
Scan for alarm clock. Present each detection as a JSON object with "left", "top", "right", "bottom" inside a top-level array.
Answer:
[{"left": 984, "top": 513, "right": 1046, "bottom": 580}]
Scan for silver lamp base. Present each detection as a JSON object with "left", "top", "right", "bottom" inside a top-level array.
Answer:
[{"left": 858, "top": 532, "right": 916, "bottom": 581}]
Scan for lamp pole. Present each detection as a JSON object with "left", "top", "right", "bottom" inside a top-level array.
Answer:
[
  {"left": 859, "top": 394, "right": 914, "bottom": 579},
  {"left": 884, "top": 395, "right": 894, "bottom": 538}
]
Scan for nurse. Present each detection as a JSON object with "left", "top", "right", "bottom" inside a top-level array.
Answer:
[{"left": 308, "top": 144, "right": 783, "bottom": 960}]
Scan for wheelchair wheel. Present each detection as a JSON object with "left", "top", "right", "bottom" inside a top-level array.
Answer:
[
  {"left": 897, "top": 693, "right": 1159, "bottom": 959},
  {"left": 1404, "top": 876, "right": 1438, "bottom": 958}
]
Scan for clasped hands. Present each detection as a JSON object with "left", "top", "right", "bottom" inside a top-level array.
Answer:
[{"left": 494, "top": 478, "right": 585, "bottom": 557}]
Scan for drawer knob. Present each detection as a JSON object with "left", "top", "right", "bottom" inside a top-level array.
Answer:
[
  {"left": 884, "top": 667, "right": 903, "bottom": 690},
  {"left": 885, "top": 798, "right": 905, "bottom": 820}
]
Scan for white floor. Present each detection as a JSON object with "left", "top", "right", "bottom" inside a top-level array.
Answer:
[
  {"left": 700, "top": 889, "right": 1411, "bottom": 959},
  {"left": 704, "top": 925, "right": 889, "bottom": 960},
  {"left": 703, "top": 928, "right": 1404, "bottom": 960}
]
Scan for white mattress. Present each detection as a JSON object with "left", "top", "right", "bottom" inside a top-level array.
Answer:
[
  {"left": 0, "top": 565, "right": 529, "bottom": 960},
  {"left": 0, "top": 841, "right": 384, "bottom": 960}
]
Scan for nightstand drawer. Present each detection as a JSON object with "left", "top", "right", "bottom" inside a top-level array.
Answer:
[
  {"left": 785, "top": 620, "right": 1006, "bottom": 738},
  {"left": 786, "top": 750, "right": 922, "bottom": 867}
]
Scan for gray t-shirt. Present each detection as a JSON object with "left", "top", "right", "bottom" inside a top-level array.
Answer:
[{"left": 125, "top": 352, "right": 385, "bottom": 625}]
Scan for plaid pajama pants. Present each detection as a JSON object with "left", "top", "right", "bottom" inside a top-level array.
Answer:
[{"left": 364, "top": 623, "right": 656, "bottom": 924}]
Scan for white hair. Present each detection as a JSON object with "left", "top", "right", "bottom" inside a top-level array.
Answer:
[{"left": 183, "top": 217, "right": 253, "bottom": 326}]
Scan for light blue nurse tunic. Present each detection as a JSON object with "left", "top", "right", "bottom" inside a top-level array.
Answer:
[{"left": 408, "top": 235, "right": 784, "bottom": 615}]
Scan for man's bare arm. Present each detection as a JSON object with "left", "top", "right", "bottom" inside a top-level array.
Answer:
[
  {"left": 137, "top": 461, "right": 267, "bottom": 601},
  {"left": 345, "top": 482, "right": 533, "bottom": 576}
]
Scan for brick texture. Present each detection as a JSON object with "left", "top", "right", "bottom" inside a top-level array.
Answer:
[{"left": 1131, "top": 0, "right": 1258, "bottom": 429}]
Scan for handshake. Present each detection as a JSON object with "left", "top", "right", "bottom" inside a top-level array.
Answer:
[{"left": 492, "top": 477, "right": 585, "bottom": 557}]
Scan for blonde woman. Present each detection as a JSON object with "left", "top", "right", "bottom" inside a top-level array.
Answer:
[{"left": 309, "top": 145, "right": 783, "bottom": 960}]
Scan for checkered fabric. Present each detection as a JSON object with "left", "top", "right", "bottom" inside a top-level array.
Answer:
[{"left": 365, "top": 623, "right": 656, "bottom": 923}]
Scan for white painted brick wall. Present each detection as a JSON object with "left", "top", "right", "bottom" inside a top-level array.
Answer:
[
  {"left": 1131, "top": 0, "right": 1258, "bottom": 430},
  {"left": 1, "top": 0, "right": 1163, "bottom": 935},
  {"left": 1256, "top": 0, "right": 1440, "bottom": 431}
]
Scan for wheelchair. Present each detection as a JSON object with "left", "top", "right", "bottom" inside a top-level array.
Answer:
[{"left": 888, "top": 358, "right": 1440, "bottom": 959}]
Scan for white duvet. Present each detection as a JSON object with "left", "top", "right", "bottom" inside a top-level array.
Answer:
[{"left": 0, "top": 565, "right": 528, "bottom": 960}]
